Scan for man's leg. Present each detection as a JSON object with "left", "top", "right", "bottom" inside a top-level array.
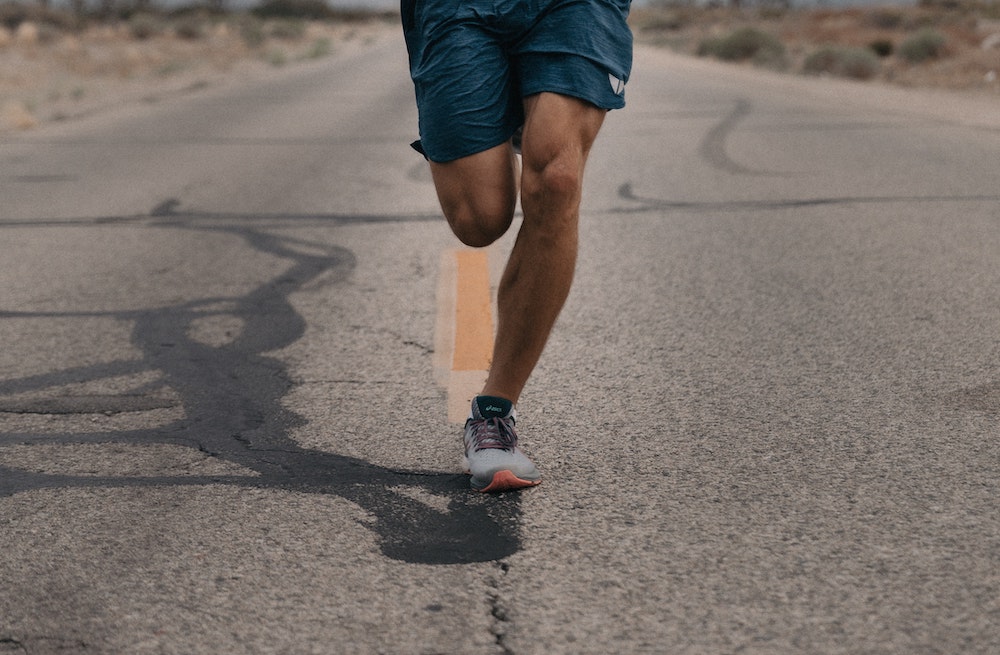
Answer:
[
  {"left": 431, "top": 93, "right": 605, "bottom": 404},
  {"left": 483, "top": 92, "right": 606, "bottom": 404},
  {"left": 430, "top": 141, "right": 520, "bottom": 248},
  {"left": 431, "top": 93, "right": 606, "bottom": 492}
]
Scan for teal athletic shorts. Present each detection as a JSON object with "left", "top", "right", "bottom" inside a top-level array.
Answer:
[{"left": 401, "top": 0, "right": 633, "bottom": 162}]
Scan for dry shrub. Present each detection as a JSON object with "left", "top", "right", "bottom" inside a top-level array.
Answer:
[
  {"left": 697, "top": 27, "right": 786, "bottom": 67},
  {"left": 173, "top": 14, "right": 206, "bottom": 40},
  {"left": 869, "top": 38, "right": 894, "bottom": 57},
  {"left": 252, "top": 0, "right": 334, "bottom": 20},
  {"left": 899, "top": 27, "right": 948, "bottom": 62},
  {"left": 803, "top": 45, "right": 881, "bottom": 79},
  {"left": 867, "top": 9, "right": 905, "bottom": 30},
  {"left": 128, "top": 13, "right": 165, "bottom": 40}
]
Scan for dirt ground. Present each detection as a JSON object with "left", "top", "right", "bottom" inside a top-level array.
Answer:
[
  {"left": 632, "top": 3, "right": 1000, "bottom": 92},
  {"left": 0, "top": 12, "right": 397, "bottom": 132},
  {"left": 1, "top": 5, "right": 998, "bottom": 133}
]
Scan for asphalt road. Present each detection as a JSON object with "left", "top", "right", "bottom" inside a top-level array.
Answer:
[{"left": 2, "top": 29, "right": 999, "bottom": 655}]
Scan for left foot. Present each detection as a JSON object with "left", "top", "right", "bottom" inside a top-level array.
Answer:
[{"left": 462, "top": 396, "right": 541, "bottom": 493}]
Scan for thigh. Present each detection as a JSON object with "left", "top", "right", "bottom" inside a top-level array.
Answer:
[
  {"left": 429, "top": 141, "right": 520, "bottom": 245},
  {"left": 405, "top": 19, "right": 523, "bottom": 163},
  {"left": 520, "top": 92, "right": 607, "bottom": 169}
]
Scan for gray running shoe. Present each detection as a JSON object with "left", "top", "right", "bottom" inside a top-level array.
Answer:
[{"left": 463, "top": 396, "right": 541, "bottom": 493}]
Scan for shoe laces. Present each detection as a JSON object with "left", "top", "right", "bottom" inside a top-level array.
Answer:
[{"left": 467, "top": 415, "right": 518, "bottom": 452}]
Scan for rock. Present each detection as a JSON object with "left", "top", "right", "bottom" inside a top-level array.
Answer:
[
  {"left": 15, "top": 21, "right": 39, "bottom": 46},
  {"left": 2, "top": 101, "right": 39, "bottom": 130}
]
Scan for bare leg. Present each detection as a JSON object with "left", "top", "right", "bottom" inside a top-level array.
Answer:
[
  {"left": 430, "top": 93, "right": 606, "bottom": 406},
  {"left": 482, "top": 93, "right": 606, "bottom": 403},
  {"left": 430, "top": 142, "right": 520, "bottom": 248}
]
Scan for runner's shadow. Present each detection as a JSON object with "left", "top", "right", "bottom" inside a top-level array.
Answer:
[{"left": 0, "top": 208, "right": 520, "bottom": 565}]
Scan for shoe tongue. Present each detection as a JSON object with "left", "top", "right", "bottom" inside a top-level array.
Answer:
[{"left": 473, "top": 395, "right": 513, "bottom": 419}]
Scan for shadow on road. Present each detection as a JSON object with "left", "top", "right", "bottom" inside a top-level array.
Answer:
[{"left": 0, "top": 206, "right": 520, "bottom": 565}]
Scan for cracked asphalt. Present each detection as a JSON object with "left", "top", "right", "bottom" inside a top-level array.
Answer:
[{"left": 2, "top": 30, "right": 1000, "bottom": 655}]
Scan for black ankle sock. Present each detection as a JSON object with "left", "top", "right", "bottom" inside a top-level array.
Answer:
[{"left": 474, "top": 395, "right": 513, "bottom": 419}]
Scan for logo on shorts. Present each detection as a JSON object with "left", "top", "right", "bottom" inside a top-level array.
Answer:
[{"left": 609, "top": 74, "right": 626, "bottom": 96}]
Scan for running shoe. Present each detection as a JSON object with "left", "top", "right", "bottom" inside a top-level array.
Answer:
[{"left": 463, "top": 395, "right": 541, "bottom": 493}]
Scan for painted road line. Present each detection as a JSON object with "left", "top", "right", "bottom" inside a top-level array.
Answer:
[
  {"left": 452, "top": 250, "right": 494, "bottom": 371},
  {"left": 435, "top": 249, "right": 494, "bottom": 424},
  {"left": 433, "top": 250, "right": 456, "bottom": 390}
]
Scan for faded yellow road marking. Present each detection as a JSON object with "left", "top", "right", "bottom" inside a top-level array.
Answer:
[
  {"left": 435, "top": 249, "right": 494, "bottom": 423},
  {"left": 452, "top": 250, "right": 494, "bottom": 371}
]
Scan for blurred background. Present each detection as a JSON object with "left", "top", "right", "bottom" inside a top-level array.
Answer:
[{"left": 1, "top": 0, "right": 998, "bottom": 133}]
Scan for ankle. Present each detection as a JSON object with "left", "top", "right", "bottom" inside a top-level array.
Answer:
[{"left": 472, "top": 395, "right": 514, "bottom": 420}]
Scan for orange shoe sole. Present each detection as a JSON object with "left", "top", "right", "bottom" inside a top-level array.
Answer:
[{"left": 475, "top": 470, "right": 542, "bottom": 493}]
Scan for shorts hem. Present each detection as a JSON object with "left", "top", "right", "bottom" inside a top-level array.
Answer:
[
  {"left": 423, "top": 130, "right": 520, "bottom": 163},
  {"left": 520, "top": 85, "right": 626, "bottom": 112}
]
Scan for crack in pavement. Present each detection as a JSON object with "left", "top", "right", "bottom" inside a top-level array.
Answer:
[
  {"left": 488, "top": 561, "right": 515, "bottom": 655},
  {"left": 614, "top": 182, "right": 1000, "bottom": 214}
]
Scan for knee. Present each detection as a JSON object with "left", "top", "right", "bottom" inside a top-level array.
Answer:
[
  {"left": 522, "top": 152, "right": 583, "bottom": 206},
  {"left": 429, "top": 144, "right": 520, "bottom": 247},
  {"left": 443, "top": 201, "right": 515, "bottom": 248}
]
